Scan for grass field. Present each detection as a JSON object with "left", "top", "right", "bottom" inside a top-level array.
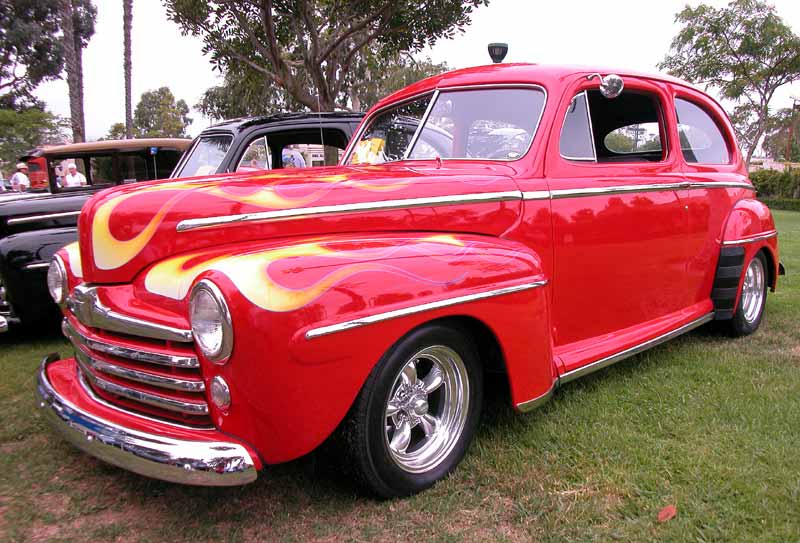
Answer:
[{"left": 1, "top": 211, "right": 798, "bottom": 543}]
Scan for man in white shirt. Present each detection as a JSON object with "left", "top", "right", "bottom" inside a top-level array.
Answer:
[
  {"left": 9, "top": 163, "right": 30, "bottom": 192},
  {"left": 63, "top": 163, "right": 87, "bottom": 187}
]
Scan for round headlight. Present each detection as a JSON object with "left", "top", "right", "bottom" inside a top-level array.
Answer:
[
  {"left": 189, "top": 280, "right": 233, "bottom": 364},
  {"left": 47, "top": 256, "right": 67, "bottom": 305}
]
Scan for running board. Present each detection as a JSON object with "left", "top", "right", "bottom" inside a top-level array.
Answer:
[{"left": 558, "top": 312, "right": 714, "bottom": 385}]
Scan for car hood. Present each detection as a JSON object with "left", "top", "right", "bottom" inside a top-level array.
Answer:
[{"left": 78, "top": 163, "right": 523, "bottom": 284}]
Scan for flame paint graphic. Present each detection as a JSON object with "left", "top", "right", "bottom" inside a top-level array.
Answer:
[
  {"left": 92, "top": 173, "right": 415, "bottom": 271},
  {"left": 143, "top": 236, "right": 470, "bottom": 312},
  {"left": 63, "top": 241, "right": 82, "bottom": 278}
]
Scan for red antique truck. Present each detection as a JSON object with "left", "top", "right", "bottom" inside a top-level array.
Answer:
[{"left": 37, "top": 64, "right": 782, "bottom": 497}]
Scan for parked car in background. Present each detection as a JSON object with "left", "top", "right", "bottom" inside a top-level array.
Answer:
[
  {"left": 172, "top": 112, "right": 364, "bottom": 177},
  {"left": 0, "top": 138, "right": 190, "bottom": 334},
  {"left": 38, "top": 65, "right": 783, "bottom": 496},
  {"left": 20, "top": 153, "right": 50, "bottom": 191},
  {"left": 1, "top": 113, "right": 364, "bottom": 336}
]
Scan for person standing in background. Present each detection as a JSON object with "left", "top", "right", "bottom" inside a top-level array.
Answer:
[
  {"left": 10, "top": 163, "right": 30, "bottom": 192},
  {"left": 62, "top": 162, "right": 87, "bottom": 187}
]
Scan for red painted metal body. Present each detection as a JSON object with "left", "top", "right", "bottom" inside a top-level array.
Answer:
[{"left": 49, "top": 64, "right": 780, "bottom": 475}]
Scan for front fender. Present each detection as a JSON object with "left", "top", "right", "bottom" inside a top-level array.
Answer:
[
  {"left": 136, "top": 232, "right": 552, "bottom": 464},
  {"left": 0, "top": 227, "right": 78, "bottom": 325}
]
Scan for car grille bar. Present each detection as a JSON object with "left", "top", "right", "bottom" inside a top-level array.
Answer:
[{"left": 74, "top": 347, "right": 205, "bottom": 392}]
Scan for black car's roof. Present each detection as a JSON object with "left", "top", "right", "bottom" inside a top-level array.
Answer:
[{"left": 205, "top": 112, "right": 365, "bottom": 133}]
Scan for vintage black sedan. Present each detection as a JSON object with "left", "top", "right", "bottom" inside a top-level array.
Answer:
[{"left": 0, "top": 113, "right": 364, "bottom": 334}]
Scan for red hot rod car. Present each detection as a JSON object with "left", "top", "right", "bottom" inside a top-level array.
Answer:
[{"left": 37, "top": 64, "right": 781, "bottom": 497}]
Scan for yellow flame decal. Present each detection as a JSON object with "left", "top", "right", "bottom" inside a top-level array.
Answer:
[
  {"left": 144, "top": 236, "right": 469, "bottom": 312},
  {"left": 92, "top": 173, "right": 414, "bottom": 271},
  {"left": 63, "top": 241, "right": 82, "bottom": 278}
]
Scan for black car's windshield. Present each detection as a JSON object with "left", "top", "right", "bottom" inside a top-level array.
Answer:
[
  {"left": 346, "top": 87, "right": 546, "bottom": 165},
  {"left": 175, "top": 134, "right": 233, "bottom": 177}
]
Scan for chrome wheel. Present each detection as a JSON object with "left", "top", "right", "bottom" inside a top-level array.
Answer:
[
  {"left": 384, "top": 345, "right": 469, "bottom": 474},
  {"left": 741, "top": 256, "right": 765, "bottom": 324}
]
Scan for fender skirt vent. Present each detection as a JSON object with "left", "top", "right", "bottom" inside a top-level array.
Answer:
[{"left": 712, "top": 246, "right": 745, "bottom": 320}]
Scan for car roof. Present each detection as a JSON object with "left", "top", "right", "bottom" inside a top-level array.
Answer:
[
  {"left": 205, "top": 112, "right": 366, "bottom": 133},
  {"left": 31, "top": 138, "right": 192, "bottom": 159},
  {"left": 374, "top": 63, "right": 697, "bottom": 110}
]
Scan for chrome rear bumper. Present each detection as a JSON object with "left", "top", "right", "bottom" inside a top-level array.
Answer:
[{"left": 35, "top": 355, "right": 257, "bottom": 486}]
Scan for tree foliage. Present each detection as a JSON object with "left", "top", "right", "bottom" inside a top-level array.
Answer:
[
  {"left": 0, "top": 107, "right": 67, "bottom": 167},
  {"left": 0, "top": 0, "right": 95, "bottom": 109},
  {"left": 166, "top": 0, "right": 486, "bottom": 111},
  {"left": 197, "top": 53, "right": 448, "bottom": 121},
  {"left": 110, "top": 87, "right": 192, "bottom": 138},
  {"left": 761, "top": 106, "right": 800, "bottom": 162},
  {"left": 658, "top": 0, "right": 800, "bottom": 165}
]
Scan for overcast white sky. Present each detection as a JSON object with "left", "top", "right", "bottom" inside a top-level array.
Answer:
[{"left": 35, "top": 0, "right": 800, "bottom": 140}]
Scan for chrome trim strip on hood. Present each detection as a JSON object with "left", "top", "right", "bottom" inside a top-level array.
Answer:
[
  {"left": 176, "top": 191, "right": 523, "bottom": 232},
  {"left": 305, "top": 281, "right": 548, "bottom": 339},
  {"left": 67, "top": 284, "right": 193, "bottom": 343},
  {"left": 8, "top": 211, "right": 81, "bottom": 225}
]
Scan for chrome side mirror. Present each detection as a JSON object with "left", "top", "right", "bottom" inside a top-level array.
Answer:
[{"left": 587, "top": 73, "right": 624, "bottom": 99}]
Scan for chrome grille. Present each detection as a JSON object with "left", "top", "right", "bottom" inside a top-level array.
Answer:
[{"left": 63, "top": 317, "right": 211, "bottom": 427}]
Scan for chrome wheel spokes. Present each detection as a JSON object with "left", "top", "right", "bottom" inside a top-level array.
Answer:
[
  {"left": 383, "top": 345, "right": 469, "bottom": 473},
  {"left": 741, "top": 257, "right": 765, "bottom": 324}
]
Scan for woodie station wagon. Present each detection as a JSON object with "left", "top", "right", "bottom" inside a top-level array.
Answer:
[{"left": 36, "top": 64, "right": 782, "bottom": 497}]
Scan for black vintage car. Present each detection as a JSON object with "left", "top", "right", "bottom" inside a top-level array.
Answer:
[
  {"left": 0, "top": 138, "right": 191, "bottom": 333},
  {"left": 0, "top": 113, "right": 364, "bottom": 334}
]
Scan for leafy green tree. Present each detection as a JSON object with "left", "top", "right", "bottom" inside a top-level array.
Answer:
[
  {"left": 197, "top": 53, "right": 448, "bottom": 121},
  {"left": 132, "top": 87, "right": 192, "bottom": 137},
  {"left": 105, "top": 122, "right": 127, "bottom": 140},
  {"left": 165, "top": 0, "right": 487, "bottom": 111},
  {"left": 0, "top": 1, "right": 65, "bottom": 105},
  {"left": 658, "top": 0, "right": 800, "bottom": 165},
  {"left": 0, "top": 107, "right": 67, "bottom": 167},
  {"left": 762, "top": 105, "right": 800, "bottom": 162}
]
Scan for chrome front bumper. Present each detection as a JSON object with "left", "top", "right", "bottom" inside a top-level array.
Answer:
[{"left": 35, "top": 355, "right": 258, "bottom": 486}]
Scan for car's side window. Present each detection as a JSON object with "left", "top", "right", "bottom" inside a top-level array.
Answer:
[
  {"left": 560, "top": 92, "right": 596, "bottom": 161},
  {"left": 236, "top": 136, "right": 272, "bottom": 172},
  {"left": 675, "top": 98, "right": 731, "bottom": 164},
  {"left": 561, "top": 89, "right": 667, "bottom": 163}
]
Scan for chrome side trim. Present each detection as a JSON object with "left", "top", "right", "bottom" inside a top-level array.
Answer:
[
  {"left": 551, "top": 183, "right": 687, "bottom": 199},
  {"left": 689, "top": 181, "right": 754, "bottom": 190},
  {"left": 8, "top": 211, "right": 81, "bottom": 225},
  {"left": 77, "top": 358, "right": 209, "bottom": 415},
  {"left": 0, "top": 315, "right": 7, "bottom": 333},
  {"left": 176, "top": 191, "right": 523, "bottom": 232},
  {"left": 74, "top": 347, "right": 204, "bottom": 392},
  {"left": 515, "top": 381, "right": 556, "bottom": 412},
  {"left": 721, "top": 230, "right": 778, "bottom": 246},
  {"left": 522, "top": 190, "right": 551, "bottom": 201},
  {"left": 63, "top": 318, "right": 199, "bottom": 368},
  {"left": 306, "top": 280, "right": 548, "bottom": 339},
  {"left": 559, "top": 312, "right": 714, "bottom": 384},
  {"left": 24, "top": 262, "right": 50, "bottom": 270},
  {"left": 67, "top": 284, "right": 193, "bottom": 343},
  {"left": 36, "top": 357, "right": 255, "bottom": 486}
]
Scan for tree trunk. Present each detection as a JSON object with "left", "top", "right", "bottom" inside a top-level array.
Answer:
[
  {"left": 61, "top": 0, "right": 85, "bottom": 142},
  {"left": 123, "top": 0, "right": 133, "bottom": 139},
  {"left": 745, "top": 106, "right": 770, "bottom": 168}
]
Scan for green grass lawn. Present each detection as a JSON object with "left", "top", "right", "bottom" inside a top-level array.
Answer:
[{"left": 1, "top": 211, "right": 798, "bottom": 543}]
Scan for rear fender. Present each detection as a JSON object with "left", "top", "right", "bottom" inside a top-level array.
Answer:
[
  {"left": 137, "top": 232, "right": 553, "bottom": 463},
  {"left": 717, "top": 199, "right": 780, "bottom": 316}
]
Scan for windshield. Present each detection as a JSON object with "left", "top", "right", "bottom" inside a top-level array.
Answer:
[
  {"left": 347, "top": 87, "right": 546, "bottom": 165},
  {"left": 175, "top": 134, "right": 233, "bottom": 177}
]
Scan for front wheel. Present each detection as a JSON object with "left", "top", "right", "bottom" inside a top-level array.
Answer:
[
  {"left": 726, "top": 251, "right": 768, "bottom": 337},
  {"left": 338, "top": 323, "right": 483, "bottom": 498}
]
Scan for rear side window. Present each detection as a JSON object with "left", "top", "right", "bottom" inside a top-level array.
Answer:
[{"left": 675, "top": 98, "right": 731, "bottom": 164}]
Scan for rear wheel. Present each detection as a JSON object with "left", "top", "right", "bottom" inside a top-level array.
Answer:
[
  {"left": 338, "top": 323, "right": 483, "bottom": 498},
  {"left": 726, "top": 251, "right": 768, "bottom": 337}
]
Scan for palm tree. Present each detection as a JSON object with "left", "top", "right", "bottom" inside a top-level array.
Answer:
[
  {"left": 123, "top": 0, "right": 133, "bottom": 138},
  {"left": 60, "top": 0, "right": 84, "bottom": 142}
]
